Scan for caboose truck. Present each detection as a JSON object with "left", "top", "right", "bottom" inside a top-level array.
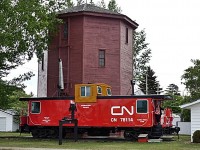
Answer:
[{"left": 19, "top": 83, "right": 180, "bottom": 140}]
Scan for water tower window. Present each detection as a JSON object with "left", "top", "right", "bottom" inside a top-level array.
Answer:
[
  {"left": 63, "top": 22, "right": 68, "bottom": 39},
  {"left": 41, "top": 53, "right": 44, "bottom": 71},
  {"left": 125, "top": 27, "right": 128, "bottom": 44},
  {"left": 99, "top": 49, "right": 105, "bottom": 67}
]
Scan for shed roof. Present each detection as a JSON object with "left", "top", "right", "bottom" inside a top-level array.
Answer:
[
  {"left": 180, "top": 99, "right": 200, "bottom": 109},
  {"left": 0, "top": 109, "right": 17, "bottom": 116}
]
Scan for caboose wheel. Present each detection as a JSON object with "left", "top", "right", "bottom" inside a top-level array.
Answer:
[
  {"left": 51, "top": 128, "right": 59, "bottom": 138},
  {"left": 124, "top": 130, "right": 138, "bottom": 141},
  {"left": 32, "top": 129, "right": 40, "bottom": 138}
]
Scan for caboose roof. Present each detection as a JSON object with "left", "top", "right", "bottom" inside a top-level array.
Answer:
[
  {"left": 58, "top": 4, "right": 138, "bottom": 29},
  {"left": 19, "top": 95, "right": 173, "bottom": 101}
]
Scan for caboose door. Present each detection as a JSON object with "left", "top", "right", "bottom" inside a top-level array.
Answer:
[{"left": 134, "top": 99, "right": 152, "bottom": 127}]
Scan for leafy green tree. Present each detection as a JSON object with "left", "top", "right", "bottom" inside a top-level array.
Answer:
[
  {"left": 0, "top": 80, "right": 16, "bottom": 109},
  {"left": 180, "top": 96, "right": 191, "bottom": 122},
  {"left": 182, "top": 59, "right": 200, "bottom": 101},
  {"left": 162, "top": 93, "right": 191, "bottom": 121},
  {"left": 164, "top": 96, "right": 191, "bottom": 121},
  {"left": 0, "top": 0, "right": 69, "bottom": 108},
  {"left": 164, "top": 83, "right": 181, "bottom": 114},
  {"left": 0, "top": 0, "right": 61, "bottom": 77},
  {"left": 0, "top": 71, "right": 34, "bottom": 110},
  {"left": 108, "top": 0, "right": 121, "bottom": 12},
  {"left": 133, "top": 29, "right": 151, "bottom": 83},
  {"left": 181, "top": 109, "right": 191, "bottom": 122},
  {"left": 66, "top": 0, "right": 74, "bottom": 8},
  {"left": 7, "top": 90, "right": 31, "bottom": 114},
  {"left": 179, "top": 59, "right": 200, "bottom": 121},
  {"left": 163, "top": 95, "right": 182, "bottom": 114},
  {"left": 138, "top": 66, "right": 159, "bottom": 94}
]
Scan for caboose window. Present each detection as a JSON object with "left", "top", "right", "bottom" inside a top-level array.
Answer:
[
  {"left": 107, "top": 88, "right": 112, "bottom": 96},
  {"left": 80, "top": 86, "right": 91, "bottom": 97},
  {"left": 137, "top": 100, "right": 147, "bottom": 113},
  {"left": 31, "top": 102, "right": 40, "bottom": 114},
  {"left": 97, "top": 86, "right": 102, "bottom": 94}
]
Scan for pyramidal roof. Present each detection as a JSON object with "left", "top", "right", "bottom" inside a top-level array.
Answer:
[{"left": 58, "top": 3, "right": 121, "bottom": 15}]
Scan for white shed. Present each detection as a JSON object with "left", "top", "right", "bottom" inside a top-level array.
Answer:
[
  {"left": 0, "top": 109, "right": 19, "bottom": 132},
  {"left": 180, "top": 99, "right": 200, "bottom": 142}
]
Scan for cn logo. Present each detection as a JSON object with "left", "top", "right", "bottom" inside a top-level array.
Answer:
[{"left": 111, "top": 106, "right": 134, "bottom": 116}]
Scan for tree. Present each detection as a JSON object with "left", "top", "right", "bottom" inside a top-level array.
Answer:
[
  {"left": 181, "top": 59, "right": 200, "bottom": 101},
  {"left": 98, "top": 0, "right": 106, "bottom": 8},
  {"left": 89, "top": 0, "right": 94, "bottom": 5},
  {"left": 108, "top": 0, "right": 121, "bottom": 13},
  {"left": 0, "top": 0, "right": 69, "bottom": 108},
  {"left": 162, "top": 94, "right": 190, "bottom": 121},
  {"left": 163, "top": 85, "right": 191, "bottom": 121},
  {"left": 0, "top": 71, "right": 34, "bottom": 110},
  {"left": 0, "top": 0, "right": 62, "bottom": 78},
  {"left": 7, "top": 90, "right": 31, "bottom": 114},
  {"left": 76, "top": 0, "right": 84, "bottom": 5},
  {"left": 133, "top": 29, "right": 152, "bottom": 82},
  {"left": 165, "top": 83, "right": 180, "bottom": 96},
  {"left": 66, "top": 0, "right": 74, "bottom": 8},
  {"left": 162, "top": 95, "right": 182, "bottom": 113},
  {"left": 179, "top": 59, "right": 200, "bottom": 122},
  {"left": 138, "top": 66, "right": 159, "bottom": 94},
  {"left": 0, "top": 80, "right": 16, "bottom": 109}
]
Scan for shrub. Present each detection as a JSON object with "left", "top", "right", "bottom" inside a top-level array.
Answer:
[{"left": 193, "top": 130, "right": 200, "bottom": 143}]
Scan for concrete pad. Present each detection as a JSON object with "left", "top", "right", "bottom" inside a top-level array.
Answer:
[
  {"left": 160, "top": 135, "right": 174, "bottom": 141},
  {"left": 148, "top": 139, "right": 163, "bottom": 142}
]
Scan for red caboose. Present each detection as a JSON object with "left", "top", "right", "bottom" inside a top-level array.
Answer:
[{"left": 20, "top": 83, "right": 179, "bottom": 140}]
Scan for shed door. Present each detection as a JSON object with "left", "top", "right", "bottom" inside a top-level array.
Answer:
[{"left": 0, "top": 117, "right": 6, "bottom": 131}]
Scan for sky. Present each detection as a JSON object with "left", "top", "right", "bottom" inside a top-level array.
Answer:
[
  {"left": 116, "top": 0, "right": 200, "bottom": 95},
  {"left": 7, "top": 0, "right": 200, "bottom": 96}
]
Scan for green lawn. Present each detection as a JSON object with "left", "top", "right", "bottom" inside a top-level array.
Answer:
[{"left": 0, "top": 132, "right": 199, "bottom": 150}]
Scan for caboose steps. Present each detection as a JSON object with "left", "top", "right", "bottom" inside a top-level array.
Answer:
[
  {"left": 138, "top": 134, "right": 148, "bottom": 142},
  {"left": 148, "top": 139, "right": 163, "bottom": 142},
  {"left": 160, "top": 135, "right": 174, "bottom": 141}
]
